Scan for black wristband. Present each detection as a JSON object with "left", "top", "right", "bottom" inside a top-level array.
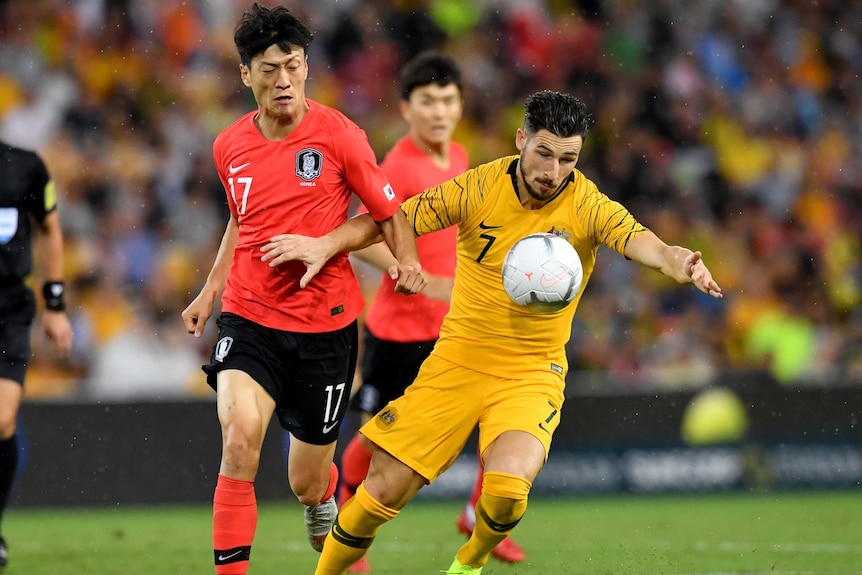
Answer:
[{"left": 42, "top": 281, "right": 67, "bottom": 312}]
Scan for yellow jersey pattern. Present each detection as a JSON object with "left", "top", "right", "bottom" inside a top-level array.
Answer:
[{"left": 400, "top": 155, "right": 648, "bottom": 379}]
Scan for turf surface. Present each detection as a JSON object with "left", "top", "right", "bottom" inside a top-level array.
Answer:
[{"left": 5, "top": 491, "right": 860, "bottom": 574}]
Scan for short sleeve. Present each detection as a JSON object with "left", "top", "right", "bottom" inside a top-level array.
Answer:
[
  {"left": 24, "top": 152, "right": 53, "bottom": 222},
  {"left": 341, "top": 125, "right": 399, "bottom": 222}
]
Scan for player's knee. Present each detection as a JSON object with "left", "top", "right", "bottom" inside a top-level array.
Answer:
[
  {"left": 364, "top": 461, "right": 424, "bottom": 509},
  {"left": 480, "top": 471, "right": 532, "bottom": 526},
  {"left": 221, "top": 427, "right": 263, "bottom": 472},
  {"left": 289, "top": 461, "right": 334, "bottom": 505},
  {"left": 290, "top": 474, "right": 325, "bottom": 506}
]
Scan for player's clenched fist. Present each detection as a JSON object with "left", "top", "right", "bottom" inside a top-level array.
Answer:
[{"left": 389, "top": 260, "right": 426, "bottom": 295}]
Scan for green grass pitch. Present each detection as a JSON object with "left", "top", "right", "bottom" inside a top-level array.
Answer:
[{"left": 5, "top": 491, "right": 861, "bottom": 574}]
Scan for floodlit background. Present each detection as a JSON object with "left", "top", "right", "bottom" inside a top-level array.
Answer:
[{"left": 3, "top": 0, "right": 860, "bottom": 401}]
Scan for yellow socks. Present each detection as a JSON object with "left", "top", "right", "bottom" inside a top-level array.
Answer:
[
  {"left": 314, "top": 482, "right": 398, "bottom": 575},
  {"left": 455, "top": 471, "right": 531, "bottom": 568}
]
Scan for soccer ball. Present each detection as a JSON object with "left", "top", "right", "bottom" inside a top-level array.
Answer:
[{"left": 501, "top": 233, "right": 583, "bottom": 313}]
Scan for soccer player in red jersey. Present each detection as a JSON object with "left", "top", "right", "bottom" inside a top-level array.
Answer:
[
  {"left": 338, "top": 51, "right": 524, "bottom": 574},
  {"left": 181, "top": 5, "right": 424, "bottom": 575}
]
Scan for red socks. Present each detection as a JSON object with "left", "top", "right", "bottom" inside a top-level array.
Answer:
[
  {"left": 212, "top": 463, "right": 336, "bottom": 574},
  {"left": 213, "top": 474, "right": 257, "bottom": 575},
  {"left": 337, "top": 435, "right": 372, "bottom": 506},
  {"left": 323, "top": 460, "right": 339, "bottom": 502}
]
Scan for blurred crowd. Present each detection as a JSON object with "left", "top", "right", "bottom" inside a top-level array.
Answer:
[{"left": 1, "top": 0, "right": 860, "bottom": 400}]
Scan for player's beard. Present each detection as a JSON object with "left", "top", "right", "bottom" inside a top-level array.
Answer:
[{"left": 519, "top": 160, "right": 563, "bottom": 204}]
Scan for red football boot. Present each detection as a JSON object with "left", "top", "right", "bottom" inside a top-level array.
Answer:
[
  {"left": 348, "top": 555, "right": 370, "bottom": 573},
  {"left": 491, "top": 535, "right": 526, "bottom": 563}
]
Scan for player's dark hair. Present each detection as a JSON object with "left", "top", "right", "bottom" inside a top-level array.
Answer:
[
  {"left": 399, "top": 50, "right": 463, "bottom": 101},
  {"left": 523, "top": 90, "right": 592, "bottom": 139},
  {"left": 234, "top": 3, "right": 314, "bottom": 66}
]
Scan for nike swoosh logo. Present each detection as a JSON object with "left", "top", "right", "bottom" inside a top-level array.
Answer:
[
  {"left": 539, "top": 273, "right": 564, "bottom": 288},
  {"left": 322, "top": 421, "right": 340, "bottom": 434},
  {"left": 228, "top": 162, "right": 250, "bottom": 174},
  {"left": 538, "top": 422, "right": 550, "bottom": 435},
  {"left": 479, "top": 220, "right": 502, "bottom": 230},
  {"left": 218, "top": 550, "right": 243, "bottom": 561}
]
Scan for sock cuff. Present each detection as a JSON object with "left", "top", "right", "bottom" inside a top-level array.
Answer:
[
  {"left": 214, "top": 474, "right": 256, "bottom": 505},
  {"left": 355, "top": 482, "right": 399, "bottom": 521},
  {"left": 482, "top": 471, "right": 532, "bottom": 500}
]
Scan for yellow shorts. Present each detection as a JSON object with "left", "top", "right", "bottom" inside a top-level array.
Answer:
[{"left": 360, "top": 354, "right": 565, "bottom": 483}]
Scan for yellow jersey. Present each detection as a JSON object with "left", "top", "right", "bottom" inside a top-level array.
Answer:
[{"left": 400, "top": 155, "right": 648, "bottom": 379}]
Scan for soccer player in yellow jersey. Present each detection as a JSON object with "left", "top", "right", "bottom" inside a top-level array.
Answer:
[{"left": 313, "top": 90, "right": 723, "bottom": 575}]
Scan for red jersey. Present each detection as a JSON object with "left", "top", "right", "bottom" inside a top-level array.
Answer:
[
  {"left": 213, "top": 100, "right": 400, "bottom": 332},
  {"left": 363, "top": 136, "right": 469, "bottom": 342}
]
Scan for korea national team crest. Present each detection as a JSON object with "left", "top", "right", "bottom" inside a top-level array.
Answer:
[
  {"left": 214, "top": 336, "right": 234, "bottom": 362},
  {"left": 296, "top": 148, "right": 323, "bottom": 181}
]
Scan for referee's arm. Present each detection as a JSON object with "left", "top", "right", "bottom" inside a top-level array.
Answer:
[{"left": 34, "top": 209, "right": 74, "bottom": 356}]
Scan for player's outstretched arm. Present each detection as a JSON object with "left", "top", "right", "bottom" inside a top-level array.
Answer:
[
  {"left": 352, "top": 240, "right": 398, "bottom": 273},
  {"left": 353, "top": 240, "right": 452, "bottom": 301},
  {"left": 258, "top": 211, "right": 425, "bottom": 294},
  {"left": 261, "top": 213, "right": 383, "bottom": 288},
  {"left": 182, "top": 216, "right": 238, "bottom": 337},
  {"left": 624, "top": 231, "right": 723, "bottom": 299}
]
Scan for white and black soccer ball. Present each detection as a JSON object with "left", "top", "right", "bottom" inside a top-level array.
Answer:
[{"left": 501, "top": 233, "right": 583, "bottom": 313}]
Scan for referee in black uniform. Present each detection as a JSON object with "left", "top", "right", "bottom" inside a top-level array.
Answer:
[{"left": 0, "top": 140, "right": 73, "bottom": 570}]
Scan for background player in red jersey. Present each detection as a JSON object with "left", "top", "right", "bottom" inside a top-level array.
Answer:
[
  {"left": 338, "top": 51, "right": 524, "bottom": 574},
  {"left": 0, "top": 140, "right": 73, "bottom": 571},
  {"left": 180, "top": 5, "right": 424, "bottom": 575}
]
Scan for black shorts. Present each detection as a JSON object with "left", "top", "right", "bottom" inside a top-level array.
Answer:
[
  {"left": 203, "top": 312, "right": 358, "bottom": 445},
  {"left": 351, "top": 327, "right": 436, "bottom": 415},
  {"left": 0, "top": 284, "right": 36, "bottom": 385}
]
